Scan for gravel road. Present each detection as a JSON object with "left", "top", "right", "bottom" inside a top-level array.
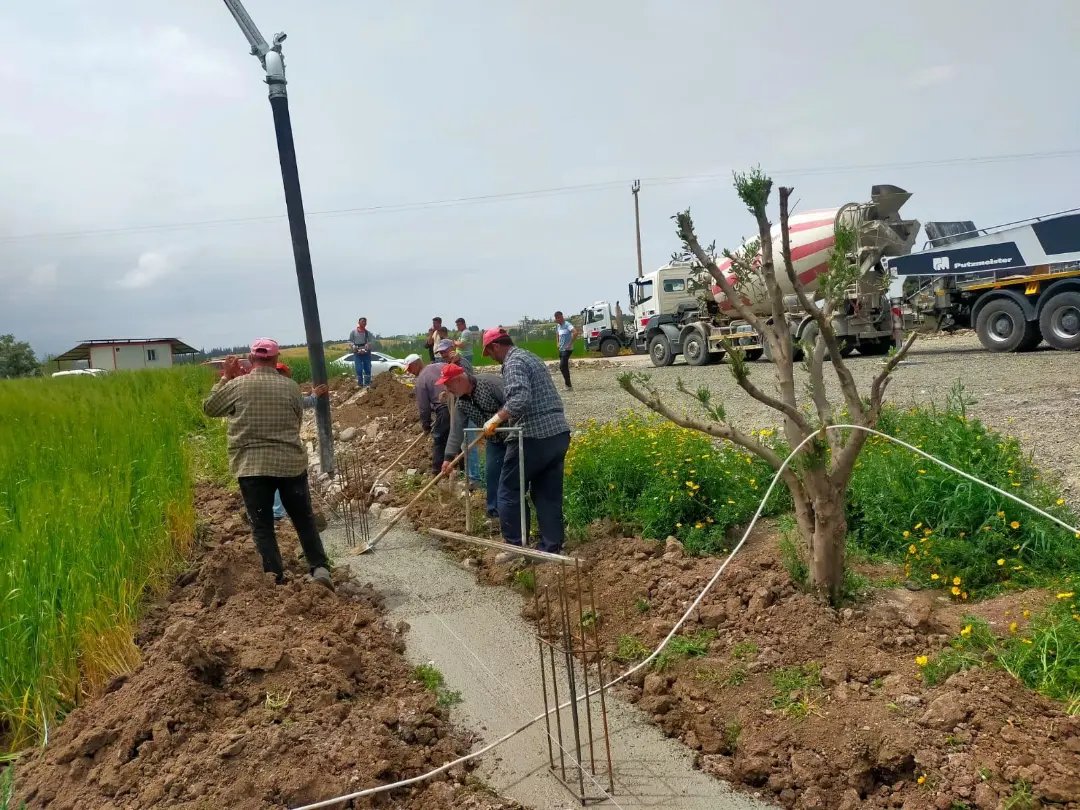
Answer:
[{"left": 553, "top": 333, "right": 1079, "bottom": 502}]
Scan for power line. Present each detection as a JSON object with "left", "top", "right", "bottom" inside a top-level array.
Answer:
[{"left": 3, "top": 147, "right": 1079, "bottom": 244}]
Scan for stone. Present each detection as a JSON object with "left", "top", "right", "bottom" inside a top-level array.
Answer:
[
  {"left": 664, "top": 536, "right": 682, "bottom": 553},
  {"left": 339, "top": 426, "right": 358, "bottom": 441},
  {"left": 789, "top": 750, "right": 825, "bottom": 787},
  {"left": 918, "top": 690, "right": 968, "bottom": 730},
  {"left": 697, "top": 605, "right": 728, "bottom": 629},
  {"left": 973, "top": 783, "right": 997, "bottom": 809},
  {"left": 643, "top": 673, "right": 671, "bottom": 697},
  {"left": 896, "top": 694, "right": 922, "bottom": 709},
  {"left": 1039, "top": 773, "right": 1080, "bottom": 803},
  {"left": 732, "top": 753, "right": 772, "bottom": 786},
  {"left": 746, "top": 587, "right": 775, "bottom": 615},
  {"left": 638, "top": 695, "right": 674, "bottom": 715},
  {"left": 821, "top": 664, "right": 849, "bottom": 687},
  {"left": 868, "top": 589, "right": 939, "bottom": 632}
]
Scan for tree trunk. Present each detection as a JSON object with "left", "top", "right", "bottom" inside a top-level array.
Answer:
[{"left": 809, "top": 490, "right": 847, "bottom": 605}]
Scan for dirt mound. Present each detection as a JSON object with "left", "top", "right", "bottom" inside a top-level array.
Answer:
[
  {"left": 13, "top": 485, "right": 521, "bottom": 810},
  {"left": 516, "top": 530, "right": 1080, "bottom": 810}
]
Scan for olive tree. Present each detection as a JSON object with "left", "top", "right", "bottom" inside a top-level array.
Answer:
[
  {"left": 620, "top": 169, "right": 915, "bottom": 604},
  {"left": 0, "top": 334, "right": 38, "bottom": 379}
]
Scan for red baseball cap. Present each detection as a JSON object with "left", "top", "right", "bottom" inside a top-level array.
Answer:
[
  {"left": 481, "top": 327, "right": 511, "bottom": 356},
  {"left": 435, "top": 363, "right": 467, "bottom": 386},
  {"left": 250, "top": 337, "right": 280, "bottom": 358}
]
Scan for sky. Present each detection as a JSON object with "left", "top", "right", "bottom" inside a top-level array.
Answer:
[{"left": 1, "top": 1, "right": 1078, "bottom": 357}]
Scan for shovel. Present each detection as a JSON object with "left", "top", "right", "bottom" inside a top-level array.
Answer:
[{"left": 355, "top": 432, "right": 486, "bottom": 554}]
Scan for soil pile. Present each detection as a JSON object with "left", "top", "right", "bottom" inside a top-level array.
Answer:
[
  {"left": 523, "top": 530, "right": 1080, "bottom": 810},
  {"left": 13, "top": 486, "right": 521, "bottom": 810}
]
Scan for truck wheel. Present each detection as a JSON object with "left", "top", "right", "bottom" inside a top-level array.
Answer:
[
  {"left": 683, "top": 332, "right": 712, "bottom": 366},
  {"left": 1038, "top": 291, "right": 1080, "bottom": 350},
  {"left": 975, "top": 298, "right": 1034, "bottom": 352},
  {"left": 1017, "top": 322, "right": 1043, "bottom": 352},
  {"left": 599, "top": 337, "right": 621, "bottom": 357},
  {"left": 744, "top": 349, "right": 764, "bottom": 362},
  {"left": 648, "top": 334, "right": 676, "bottom": 367}
]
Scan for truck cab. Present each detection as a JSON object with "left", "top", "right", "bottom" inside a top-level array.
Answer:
[
  {"left": 629, "top": 264, "right": 700, "bottom": 359},
  {"left": 581, "top": 300, "right": 634, "bottom": 357}
]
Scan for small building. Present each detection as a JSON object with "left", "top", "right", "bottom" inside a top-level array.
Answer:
[{"left": 54, "top": 338, "right": 198, "bottom": 371}]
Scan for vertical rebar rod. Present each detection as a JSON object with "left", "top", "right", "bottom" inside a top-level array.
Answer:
[
  {"left": 589, "top": 577, "right": 616, "bottom": 794},
  {"left": 558, "top": 566, "right": 587, "bottom": 801},
  {"left": 573, "top": 560, "right": 598, "bottom": 775},
  {"left": 535, "top": 589, "right": 556, "bottom": 771},
  {"left": 544, "top": 586, "right": 567, "bottom": 781}
]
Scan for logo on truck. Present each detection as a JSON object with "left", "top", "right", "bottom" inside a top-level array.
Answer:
[{"left": 932, "top": 256, "right": 950, "bottom": 271}]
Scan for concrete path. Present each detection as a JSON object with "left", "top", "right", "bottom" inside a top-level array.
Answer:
[{"left": 328, "top": 523, "right": 773, "bottom": 810}]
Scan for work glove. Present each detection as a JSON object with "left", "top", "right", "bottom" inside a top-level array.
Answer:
[{"left": 482, "top": 414, "right": 503, "bottom": 438}]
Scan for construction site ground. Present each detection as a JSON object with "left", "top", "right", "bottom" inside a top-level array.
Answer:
[{"left": 13, "top": 334, "right": 1080, "bottom": 809}]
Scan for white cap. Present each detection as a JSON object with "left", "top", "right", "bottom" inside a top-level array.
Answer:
[{"left": 403, "top": 353, "right": 421, "bottom": 367}]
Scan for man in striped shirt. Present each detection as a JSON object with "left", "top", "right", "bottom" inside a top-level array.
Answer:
[
  {"left": 480, "top": 329, "right": 570, "bottom": 559},
  {"left": 202, "top": 338, "right": 332, "bottom": 589},
  {"left": 439, "top": 363, "right": 507, "bottom": 518}
]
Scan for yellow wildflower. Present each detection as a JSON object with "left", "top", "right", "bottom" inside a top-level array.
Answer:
[
  {"left": 917, "top": 469, "right": 927, "bottom": 475},
  {"left": 915, "top": 655, "right": 929, "bottom": 666},
  {"left": 914, "top": 522, "right": 923, "bottom": 530},
  {"left": 997, "top": 559, "right": 1005, "bottom": 566},
  {"left": 908, "top": 544, "right": 917, "bottom": 555},
  {"left": 1010, "top": 521, "right": 1020, "bottom": 530},
  {"left": 951, "top": 586, "right": 961, "bottom": 596},
  {"left": 1008, "top": 622, "right": 1018, "bottom": 633},
  {"left": 1056, "top": 498, "right": 1065, "bottom": 506},
  {"left": 960, "top": 624, "right": 972, "bottom": 637},
  {"left": 952, "top": 576, "right": 961, "bottom": 586},
  {"left": 917, "top": 775, "right": 926, "bottom": 786},
  {"left": 1057, "top": 592, "right": 1076, "bottom": 600},
  {"left": 930, "top": 573, "right": 940, "bottom": 581},
  {"left": 903, "top": 530, "right": 911, "bottom": 539},
  {"left": 1022, "top": 609, "right": 1031, "bottom": 619}
]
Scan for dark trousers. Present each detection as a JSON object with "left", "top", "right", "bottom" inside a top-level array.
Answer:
[
  {"left": 353, "top": 350, "right": 372, "bottom": 386},
  {"left": 238, "top": 473, "right": 329, "bottom": 581},
  {"left": 558, "top": 350, "right": 573, "bottom": 388},
  {"left": 485, "top": 440, "right": 507, "bottom": 516},
  {"left": 498, "top": 431, "right": 570, "bottom": 554},
  {"left": 430, "top": 405, "right": 450, "bottom": 475}
]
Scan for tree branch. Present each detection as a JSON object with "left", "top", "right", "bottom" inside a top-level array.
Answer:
[
  {"left": 676, "top": 213, "right": 765, "bottom": 333},
  {"left": 869, "top": 332, "right": 918, "bottom": 419},
  {"left": 778, "top": 187, "right": 824, "bottom": 320}
]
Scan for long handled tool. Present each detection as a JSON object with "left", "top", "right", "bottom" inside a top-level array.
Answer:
[
  {"left": 355, "top": 433, "right": 486, "bottom": 554},
  {"left": 367, "top": 432, "right": 425, "bottom": 495}
]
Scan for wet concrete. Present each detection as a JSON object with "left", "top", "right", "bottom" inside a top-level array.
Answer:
[{"left": 329, "top": 522, "right": 773, "bottom": 810}]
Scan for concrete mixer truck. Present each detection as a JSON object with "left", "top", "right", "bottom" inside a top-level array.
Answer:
[{"left": 631, "top": 184, "right": 920, "bottom": 366}]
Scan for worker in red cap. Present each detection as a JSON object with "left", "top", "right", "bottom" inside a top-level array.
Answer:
[
  {"left": 480, "top": 328, "right": 570, "bottom": 561},
  {"left": 203, "top": 338, "right": 333, "bottom": 589},
  {"left": 438, "top": 363, "right": 507, "bottom": 518}
]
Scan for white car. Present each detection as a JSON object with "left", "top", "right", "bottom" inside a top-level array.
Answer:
[
  {"left": 51, "top": 368, "right": 107, "bottom": 378},
  {"left": 332, "top": 351, "right": 407, "bottom": 378}
]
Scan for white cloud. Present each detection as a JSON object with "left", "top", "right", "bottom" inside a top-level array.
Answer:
[
  {"left": 117, "top": 250, "right": 179, "bottom": 289},
  {"left": 908, "top": 65, "right": 957, "bottom": 89},
  {"left": 28, "top": 263, "right": 58, "bottom": 288}
]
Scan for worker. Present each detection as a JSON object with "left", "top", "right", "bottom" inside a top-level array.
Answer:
[
  {"left": 454, "top": 317, "right": 477, "bottom": 364},
  {"left": 202, "top": 338, "right": 333, "bottom": 589},
  {"left": 424, "top": 316, "right": 448, "bottom": 362},
  {"left": 439, "top": 364, "right": 506, "bottom": 518},
  {"left": 435, "top": 338, "right": 481, "bottom": 488},
  {"left": 480, "top": 328, "right": 571, "bottom": 561},
  {"left": 271, "top": 362, "right": 327, "bottom": 521},
  {"left": 349, "top": 316, "right": 373, "bottom": 388},
  {"left": 404, "top": 353, "right": 450, "bottom": 475},
  {"left": 553, "top": 310, "right": 578, "bottom": 390}
]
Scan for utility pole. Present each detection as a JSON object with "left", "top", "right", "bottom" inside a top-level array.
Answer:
[
  {"left": 631, "top": 179, "right": 643, "bottom": 279},
  {"left": 222, "top": 0, "right": 334, "bottom": 475}
]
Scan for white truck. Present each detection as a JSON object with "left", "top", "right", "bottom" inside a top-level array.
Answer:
[
  {"left": 631, "top": 184, "right": 920, "bottom": 366},
  {"left": 580, "top": 300, "right": 635, "bottom": 357}
]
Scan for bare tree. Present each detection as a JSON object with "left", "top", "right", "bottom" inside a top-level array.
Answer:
[{"left": 619, "top": 169, "right": 915, "bottom": 604}]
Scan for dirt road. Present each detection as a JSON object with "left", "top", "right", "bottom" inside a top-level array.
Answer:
[{"left": 557, "top": 334, "right": 1079, "bottom": 501}]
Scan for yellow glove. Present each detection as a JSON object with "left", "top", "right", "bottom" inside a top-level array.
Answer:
[{"left": 482, "top": 414, "right": 503, "bottom": 438}]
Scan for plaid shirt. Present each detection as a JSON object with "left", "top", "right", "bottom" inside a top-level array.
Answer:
[
  {"left": 501, "top": 347, "right": 569, "bottom": 439},
  {"left": 203, "top": 367, "right": 308, "bottom": 478},
  {"left": 446, "top": 374, "right": 505, "bottom": 457}
]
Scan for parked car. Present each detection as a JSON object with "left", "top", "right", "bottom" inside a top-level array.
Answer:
[
  {"left": 332, "top": 351, "right": 406, "bottom": 378},
  {"left": 51, "top": 368, "right": 107, "bottom": 378},
  {"left": 202, "top": 358, "right": 253, "bottom": 377}
]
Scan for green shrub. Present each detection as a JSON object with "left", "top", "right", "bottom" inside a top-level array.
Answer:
[
  {"left": 564, "top": 414, "right": 788, "bottom": 553},
  {"left": 847, "top": 386, "right": 1079, "bottom": 596},
  {"left": 998, "top": 597, "right": 1080, "bottom": 705},
  {"left": 654, "top": 630, "right": 716, "bottom": 672},
  {"left": 919, "top": 616, "right": 996, "bottom": 686}
]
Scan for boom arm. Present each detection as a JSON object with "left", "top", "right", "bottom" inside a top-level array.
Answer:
[{"left": 221, "top": 0, "right": 287, "bottom": 93}]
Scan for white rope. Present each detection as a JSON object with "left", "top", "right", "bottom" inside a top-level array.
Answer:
[{"left": 291, "top": 424, "right": 1080, "bottom": 810}]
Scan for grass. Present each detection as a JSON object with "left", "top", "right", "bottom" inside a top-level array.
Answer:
[
  {"left": 412, "top": 663, "right": 463, "bottom": 707},
  {"left": 1002, "top": 780, "right": 1036, "bottom": 810},
  {"left": 614, "top": 635, "right": 650, "bottom": 663},
  {"left": 511, "top": 568, "right": 536, "bottom": 594},
  {"left": 770, "top": 663, "right": 822, "bottom": 718},
  {"left": 653, "top": 630, "right": 715, "bottom": 672},
  {"left": 0, "top": 366, "right": 228, "bottom": 753},
  {"left": 848, "top": 384, "right": 1080, "bottom": 598},
  {"left": 0, "top": 765, "right": 25, "bottom": 810},
  {"left": 564, "top": 413, "right": 788, "bottom": 553}
]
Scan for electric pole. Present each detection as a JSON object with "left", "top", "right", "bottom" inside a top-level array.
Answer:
[
  {"left": 222, "top": 0, "right": 335, "bottom": 475},
  {"left": 632, "top": 179, "right": 643, "bottom": 279}
]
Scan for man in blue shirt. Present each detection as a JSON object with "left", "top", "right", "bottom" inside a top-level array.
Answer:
[
  {"left": 553, "top": 311, "right": 578, "bottom": 390},
  {"left": 348, "top": 317, "right": 372, "bottom": 388},
  {"left": 480, "top": 328, "right": 570, "bottom": 560}
]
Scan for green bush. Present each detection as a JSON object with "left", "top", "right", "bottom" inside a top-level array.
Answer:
[
  {"left": 847, "top": 387, "right": 1079, "bottom": 596},
  {"left": 998, "top": 596, "right": 1080, "bottom": 706},
  {"left": 564, "top": 414, "right": 788, "bottom": 554}
]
